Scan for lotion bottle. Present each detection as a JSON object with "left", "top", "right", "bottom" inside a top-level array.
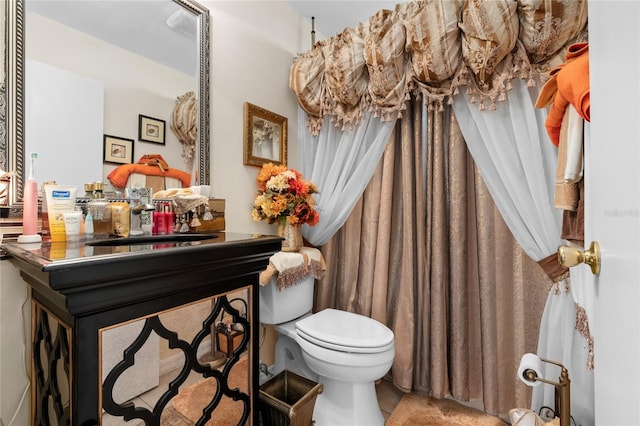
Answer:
[{"left": 18, "top": 152, "right": 42, "bottom": 244}]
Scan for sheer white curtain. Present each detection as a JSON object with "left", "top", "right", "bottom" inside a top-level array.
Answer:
[
  {"left": 452, "top": 79, "right": 594, "bottom": 425},
  {"left": 297, "top": 109, "right": 395, "bottom": 247}
]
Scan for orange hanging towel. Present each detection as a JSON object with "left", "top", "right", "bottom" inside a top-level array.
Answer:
[
  {"left": 535, "top": 43, "right": 590, "bottom": 146},
  {"left": 107, "top": 154, "right": 191, "bottom": 189}
]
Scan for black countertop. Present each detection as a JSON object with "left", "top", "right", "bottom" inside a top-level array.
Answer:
[
  {"left": 2, "top": 231, "right": 282, "bottom": 317},
  {"left": 2, "top": 231, "right": 279, "bottom": 268}
]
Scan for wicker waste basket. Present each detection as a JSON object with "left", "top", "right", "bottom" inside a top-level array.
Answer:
[{"left": 259, "top": 370, "right": 323, "bottom": 426}]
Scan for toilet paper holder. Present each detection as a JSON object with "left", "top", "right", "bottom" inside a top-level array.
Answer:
[{"left": 520, "top": 354, "right": 571, "bottom": 426}]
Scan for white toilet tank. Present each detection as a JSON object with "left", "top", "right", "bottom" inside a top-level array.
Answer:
[{"left": 259, "top": 275, "right": 315, "bottom": 325}]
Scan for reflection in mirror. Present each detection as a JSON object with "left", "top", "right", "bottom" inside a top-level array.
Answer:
[
  {"left": 0, "top": 0, "right": 210, "bottom": 211},
  {"left": 101, "top": 292, "right": 252, "bottom": 424}
]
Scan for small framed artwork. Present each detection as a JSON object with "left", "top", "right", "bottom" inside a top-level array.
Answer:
[
  {"left": 104, "top": 135, "right": 134, "bottom": 164},
  {"left": 138, "top": 114, "right": 166, "bottom": 144},
  {"left": 243, "top": 102, "right": 287, "bottom": 167}
]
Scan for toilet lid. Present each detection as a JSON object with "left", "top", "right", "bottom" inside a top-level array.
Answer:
[{"left": 295, "top": 308, "right": 394, "bottom": 353}]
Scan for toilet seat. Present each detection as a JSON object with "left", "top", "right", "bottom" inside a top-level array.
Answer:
[
  {"left": 295, "top": 308, "right": 394, "bottom": 354},
  {"left": 297, "top": 329, "right": 395, "bottom": 354}
]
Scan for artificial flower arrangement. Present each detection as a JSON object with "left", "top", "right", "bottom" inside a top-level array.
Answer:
[{"left": 252, "top": 163, "right": 320, "bottom": 227}]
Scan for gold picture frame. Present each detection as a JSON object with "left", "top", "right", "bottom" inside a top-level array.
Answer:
[{"left": 243, "top": 102, "right": 287, "bottom": 167}]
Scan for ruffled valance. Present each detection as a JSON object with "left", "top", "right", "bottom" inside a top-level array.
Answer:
[{"left": 290, "top": 0, "right": 588, "bottom": 135}]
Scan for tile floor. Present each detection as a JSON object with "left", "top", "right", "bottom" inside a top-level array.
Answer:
[
  {"left": 376, "top": 378, "right": 406, "bottom": 421},
  {"left": 104, "top": 370, "right": 506, "bottom": 425}
]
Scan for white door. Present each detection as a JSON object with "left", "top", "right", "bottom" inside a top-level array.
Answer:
[{"left": 589, "top": 2, "right": 640, "bottom": 424}]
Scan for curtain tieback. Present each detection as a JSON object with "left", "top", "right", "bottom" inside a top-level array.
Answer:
[{"left": 537, "top": 252, "right": 570, "bottom": 283}]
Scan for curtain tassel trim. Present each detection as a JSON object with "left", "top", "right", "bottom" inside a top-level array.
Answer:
[
  {"left": 276, "top": 259, "right": 325, "bottom": 291},
  {"left": 575, "top": 303, "right": 595, "bottom": 371},
  {"left": 537, "top": 254, "right": 594, "bottom": 370}
]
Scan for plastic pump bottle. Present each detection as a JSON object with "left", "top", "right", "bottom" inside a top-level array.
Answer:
[{"left": 18, "top": 152, "right": 42, "bottom": 244}]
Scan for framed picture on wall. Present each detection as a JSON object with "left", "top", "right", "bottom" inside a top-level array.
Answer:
[
  {"left": 243, "top": 102, "right": 287, "bottom": 167},
  {"left": 138, "top": 114, "right": 166, "bottom": 144},
  {"left": 104, "top": 135, "right": 134, "bottom": 164}
]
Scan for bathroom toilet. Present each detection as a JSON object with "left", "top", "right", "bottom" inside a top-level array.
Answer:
[{"left": 260, "top": 275, "right": 395, "bottom": 426}]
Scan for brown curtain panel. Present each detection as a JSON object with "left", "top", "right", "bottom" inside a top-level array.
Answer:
[{"left": 316, "top": 98, "right": 550, "bottom": 417}]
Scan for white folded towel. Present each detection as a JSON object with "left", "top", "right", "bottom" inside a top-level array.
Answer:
[
  {"left": 564, "top": 106, "right": 584, "bottom": 183},
  {"left": 270, "top": 251, "right": 306, "bottom": 272},
  {"left": 260, "top": 248, "right": 326, "bottom": 289}
]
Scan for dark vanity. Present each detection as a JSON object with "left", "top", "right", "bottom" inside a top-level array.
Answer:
[{"left": 2, "top": 232, "right": 281, "bottom": 425}]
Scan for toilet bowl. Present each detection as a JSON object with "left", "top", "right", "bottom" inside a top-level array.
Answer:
[
  {"left": 260, "top": 275, "right": 395, "bottom": 426},
  {"left": 295, "top": 308, "right": 395, "bottom": 426}
]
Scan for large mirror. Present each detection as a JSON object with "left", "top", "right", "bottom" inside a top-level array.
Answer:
[{"left": 1, "top": 0, "right": 210, "bottom": 211}]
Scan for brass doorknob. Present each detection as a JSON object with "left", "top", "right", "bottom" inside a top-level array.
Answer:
[{"left": 557, "top": 241, "right": 600, "bottom": 275}]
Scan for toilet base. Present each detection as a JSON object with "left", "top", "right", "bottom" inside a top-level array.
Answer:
[
  {"left": 269, "top": 312, "right": 392, "bottom": 426},
  {"left": 312, "top": 378, "right": 384, "bottom": 426},
  {"left": 273, "top": 331, "right": 318, "bottom": 382}
]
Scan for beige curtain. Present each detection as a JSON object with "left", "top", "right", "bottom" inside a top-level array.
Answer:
[
  {"left": 291, "top": 0, "right": 588, "bottom": 134},
  {"left": 316, "top": 98, "right": 550, "bottom": 417},
  {"left": 294, "top": 0, "right": 590, "bottom": 419}
]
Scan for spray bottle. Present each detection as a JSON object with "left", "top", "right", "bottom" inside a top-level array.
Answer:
[{"left": 18, "top": 152, "right": 42, "bottom": 244}]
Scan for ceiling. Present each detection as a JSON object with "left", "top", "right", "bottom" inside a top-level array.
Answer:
[
  {"left": 286, "top": 1, "right": 399, "bottom": 39},
  {"left": 25, "top": 1, "right": 399, "bottom": 75},
  {"left": 26, "top": 0, "right": 199, "bottom": 76}
]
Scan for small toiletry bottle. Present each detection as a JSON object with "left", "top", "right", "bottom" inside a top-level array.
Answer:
[
  {"left": 84, "top": 210, "right": 94, "bottom": 239},
  {"left": 77, "top": 205, "right": 85, "bottom": 238},
  {"left": 63, "top": 209, "right": 82, "bottom": 242},
  {"left": 87, "top": 182, "right": 111, "bottom": 237},
  {"left": 40, "top": 180, "right": 56, "bottom": 242},
  {"left": 18, "top": 152, "right": 41, "bottom": 243},
  {"left": 157, "top": 202, "right": 167, "bottom": 235},
  {"left": 110, "top": 201, "right": 130, "bottom": 237},
  {"left": 164, "top": 202, "right": 174, "bottom": 234},
  {"left": 152, "top": 206, "right": 158, "bottom": 235}
]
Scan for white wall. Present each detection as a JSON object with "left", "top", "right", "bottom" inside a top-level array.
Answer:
[
  {"left": 206, "top": 0, "right": 314, "bottom": 236},
  {"left": 0, "top": 260, "right": 31, "bottom": 424}
]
